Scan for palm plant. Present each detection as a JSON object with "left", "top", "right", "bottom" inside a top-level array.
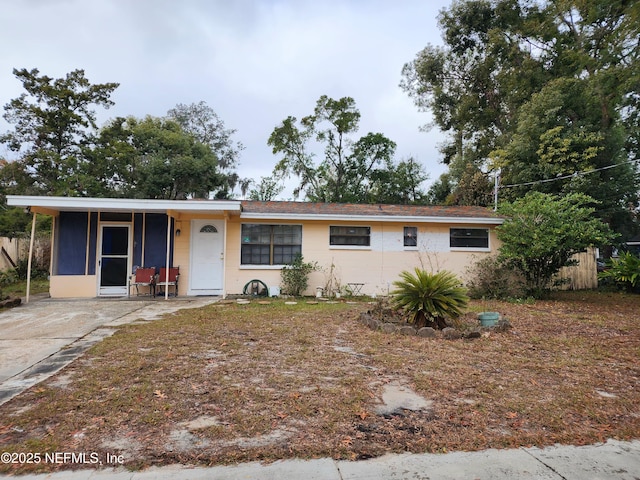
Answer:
[
  {"left": 598, "top": 252, "right": 640, "bottom": 291},
  {"left": 391, "top": 269, "right": 469, "bottom": 329}
]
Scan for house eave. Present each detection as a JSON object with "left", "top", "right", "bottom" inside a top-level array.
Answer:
[
  {"left": 239, "top": 212, "right": 505, "bottom": 224},
  {"left": 6, "top": 196, "right": 505, "bottom": 224},
  {"left": 6, "top": 195, "right": 242, "bottom": 214}
]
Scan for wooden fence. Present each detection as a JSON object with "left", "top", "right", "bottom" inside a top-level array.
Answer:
[
  {"left": 0, "top": 237, "right": 25, "bottom": 271},
  {"left": 0, "top": 237, "right": 50, "bottom": 272},
  {"left": 556, "top": 247, "right": 598, "bottom": 290}
]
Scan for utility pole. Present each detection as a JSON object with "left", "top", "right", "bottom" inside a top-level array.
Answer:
[{"left": 493, "top": 169, "right": 500, "bottom": 211}]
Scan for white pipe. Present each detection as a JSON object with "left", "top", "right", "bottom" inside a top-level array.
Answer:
[
  {"left": 26, "top": 212, "right": 37, "bottom": 303},
  {"left": 165, "top": 214, "right": 171, "bottom": 300}
]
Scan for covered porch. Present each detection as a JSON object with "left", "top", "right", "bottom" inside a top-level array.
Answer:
[{"left": 6, "top": 196, "right": 242, "bottom": 301}]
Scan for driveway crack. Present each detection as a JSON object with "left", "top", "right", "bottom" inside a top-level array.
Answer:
[{"left": 520, "top": 447, "right": 568, "bottom": 479}]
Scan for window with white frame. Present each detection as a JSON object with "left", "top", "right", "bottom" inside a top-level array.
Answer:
[
  {"left": 449, "top": 228, "right": 489, "bottom": 249},
  {"left": 329, "top": 226, "right": 370, "bottom": 247},
  {"left": 241, "top": 224, "right": 302, "bottom": 265},
  {"left": 403, "top": 226, "right": 418, "bottom": 247}
]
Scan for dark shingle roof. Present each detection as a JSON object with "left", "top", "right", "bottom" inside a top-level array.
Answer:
[{"left": 241, "top": 201, "right": 502, "bottom": 220}]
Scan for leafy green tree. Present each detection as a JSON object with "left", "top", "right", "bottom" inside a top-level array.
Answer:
[
  {"left": 449, "top": 163, "right": 494, "bottom": 206},
  {"left": 167, "top": 101, "right": 246, "bottom": 197},
  {"left": 391, "top": 269, "right": 469, "bottom": 329},
  {"left": 248, "top": 176, "right": 284, "bottom": 201},
  {"left": 0, "top": 68, "right": 119, "bottom": 196},
  {"left": 367, "top": 157, "right": 429, "bottom": 204},
  {"left": 401, "top": 0, "right": 640, "bottom": 221},
  {"left": 426, "top": 172, "right": 455, "bottom": 205},
  {"left": 81, "top": 115, "right": 137, "bottom": 197},
  {"left": 0, "top": 158, "right": 35, "bottom": 196},
  {"left": 401, "top": 1, "right": 539, "bottom": 196},
  {"left": 493, "top": 77, "right": 639, "bottom": 235},
  {"left": 0, "top": 201, "right": 32, "bottom": 239},
  {"left": 90, "top": 116, "right": 225, "bottom": 199},
  {"left": 268, "top": 95, "right": 426, "bottom": 203},
  {"left": 167, "top": 101, "right": 243, "bottom": 169},
  {"left": 497, "top": 192, "right": 617, "bottom": 297}
]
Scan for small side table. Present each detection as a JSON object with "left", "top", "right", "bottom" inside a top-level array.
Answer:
[{"left": 347, "top": 283, "right": 365, "bottom": 296}]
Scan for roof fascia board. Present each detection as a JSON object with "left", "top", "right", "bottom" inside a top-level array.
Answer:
[
  {"left": 6, "top": 195, "right": 242, "bottom": 213},
  {"left": 240, "top": 212, "right": 504, "bottom": 224},
  {"left": 30, "top": 206, "right": 60, "bottom": 216}
]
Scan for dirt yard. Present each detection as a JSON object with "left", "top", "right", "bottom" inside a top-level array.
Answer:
[{"left": 0, "top": 291, "right": 639, "bottom": 474}]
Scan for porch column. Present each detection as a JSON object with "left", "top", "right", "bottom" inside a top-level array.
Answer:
[
  {"left": 223, "top": 214, "right": 229, "bottom": 298},
  {"left": 25, "top": 211, "right": 37, "bottom": 303},
  {"left": 164, "top": 213, "right": 172, "bottom": 300}
]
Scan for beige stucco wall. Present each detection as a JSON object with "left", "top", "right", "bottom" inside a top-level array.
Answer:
[
  {"left": 46, "top": 214, "right": 500, "bottom": 298},
  {"left": 171, "top": 216, "right": 191, "bottom": 297},
  {"left": 50, "top": 275, "right": 98, "bottom": 298},
  {"left": 224, "top": 218, "right": 500, "bottom": 297}
]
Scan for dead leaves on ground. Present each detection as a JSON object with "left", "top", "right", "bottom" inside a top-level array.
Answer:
[
  {"left": 0, "top": 292, "right": 639, "bottom": 473},
  {"left": 153, "top": 390, "right": 166, "bottom": 400}
]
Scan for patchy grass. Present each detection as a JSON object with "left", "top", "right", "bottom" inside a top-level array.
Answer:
[
  {"left": 2, "top": 278, "right": 49, "bottom": 297},
  {"left": 0, "top": 291, "right": 639, "bottom": 474}
]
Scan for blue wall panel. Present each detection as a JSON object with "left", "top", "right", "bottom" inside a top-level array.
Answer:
[
  {"left": 143, "top": 214, "right": 173, "bottom": 271},
  {"left": 56, "top": 211, "right": 174, "bottom": 277},
  {"left": 57, "top": 212, "right": 88, "bottom": 275}
]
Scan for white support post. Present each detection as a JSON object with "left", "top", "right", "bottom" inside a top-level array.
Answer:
[
  {"left": 85, "top": 211, "right": 91, "bottom": 275},
  {"left": 49, "top": 213, "right": 56, "bottom": 278},
  {"left": 26, "top": 211, "right": 37, "bottom": 303},
  {"left": 164, "top": 214, "right": 171, "bottom": 300},
  {"left": 141, "top": 212, "right": 146, "bottom": 266}
]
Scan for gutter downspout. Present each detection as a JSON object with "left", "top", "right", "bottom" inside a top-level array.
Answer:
[{"left": 26, "top": 211, "right": 37, "bottom": 303}]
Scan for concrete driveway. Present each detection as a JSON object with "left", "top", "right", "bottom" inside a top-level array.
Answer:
[{"left": 0, "top": 295, "right": 218, "bottom": 404}]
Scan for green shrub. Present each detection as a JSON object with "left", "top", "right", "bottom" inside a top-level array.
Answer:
[
  {"left": 15, "top": 258, "right": 49, "bottom": 281},
  {"left": 598, "top": 252, "right": 640, "bottom": 292},
  {"left": 280, "top": 254, "right": 318, "bottom": 296},
  {"left": 0, "top": 268, "right": 19, "bottom": 286},
  {"left": 391, "top": 269, "right": 469, "bottom": 329},
  {"left": 465, "top": 255, "right": 526, "bottom": 299},
  {"left": 497, "top": 192, "right": 616, "bottom": 298}
]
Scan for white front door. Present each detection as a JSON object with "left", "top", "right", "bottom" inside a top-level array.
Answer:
[
  {"left": 98, "top": 224, "right": 131, "bottom": 296},
  {"left": 189, "top": 219, "right": 224, "bottom": 295}
]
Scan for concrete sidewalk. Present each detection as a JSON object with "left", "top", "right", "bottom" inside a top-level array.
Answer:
[{"left": 4, "top": 439, "right": 639, "bottom": 479}]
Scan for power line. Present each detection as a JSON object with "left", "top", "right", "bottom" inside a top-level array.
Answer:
[
  {"left": 499, "top": 158, "right": 640, "bottom": 189},
  {"left": 493, "top": 157, "right": 640, "bottom": 211}
]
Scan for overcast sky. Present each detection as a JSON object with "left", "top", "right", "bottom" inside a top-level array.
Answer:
[{"left": 0, "top": 0, "right": 452, "bottom": 199}]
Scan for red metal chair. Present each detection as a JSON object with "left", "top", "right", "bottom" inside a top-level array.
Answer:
[
  {"left": 157, "top": 267, "right": 180, "bottom": 297},
  {"left": 128, "top": 267, "right": 157, "bottom": 298}
]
